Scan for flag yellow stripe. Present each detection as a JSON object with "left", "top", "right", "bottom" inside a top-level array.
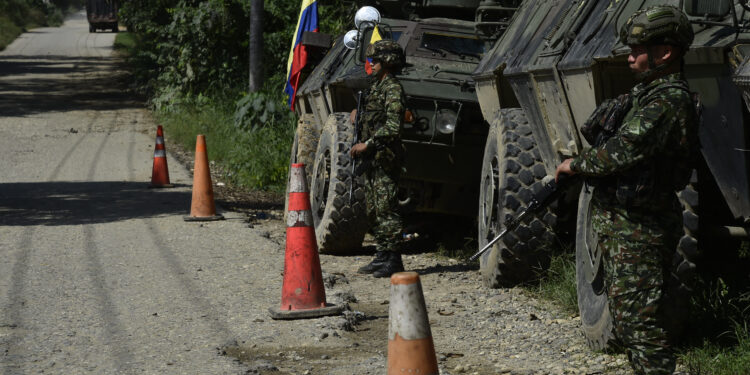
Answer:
[{"left": 286, "top": 0, "right": 317, "bottom": 81}]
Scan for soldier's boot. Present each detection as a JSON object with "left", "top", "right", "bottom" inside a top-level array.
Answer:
[
  {"left": 372, "top": 252, "right": 404, "bottom": 278},
  {"left": 357, "top": 251, "right": 390, "bottom": 274}
]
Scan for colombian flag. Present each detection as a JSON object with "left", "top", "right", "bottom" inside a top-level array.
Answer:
[
  {"left": 285, "top": 0, "right": 319, "bottom": 110},
  {"left": 364, "top": 26, "right": 383, "bottom": 75}
]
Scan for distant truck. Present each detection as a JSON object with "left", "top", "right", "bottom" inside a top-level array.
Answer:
[{"left": 86, "top": 0, "right": 118, "bottom": 33}]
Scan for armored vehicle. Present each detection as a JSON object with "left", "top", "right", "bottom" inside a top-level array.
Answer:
[
  {"left": 473, "top": 0, "right": 750, "bottom": 349},
  {"left": 290, "top": 1, "right": 522, "bottom": 253},
  {"left": 86, "top": 0, "right": 119, "bottom": 33}
]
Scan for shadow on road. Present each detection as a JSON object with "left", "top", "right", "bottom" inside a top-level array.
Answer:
[
  {"left": 0, "top": 55, "right": 142, "bottom": 116},
  {"left": 0, "top": 181, "right": 192, "bottom": 226}
]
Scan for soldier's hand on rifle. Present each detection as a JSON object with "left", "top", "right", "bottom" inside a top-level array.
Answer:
[
  {"left": 350, "top": 142, "right": 368, "bottom": 158},
  {"left": 350, "top": 109, "right": 358, "bottom": 124},
  {"left": 555, "top": 158, "right": 576, "bottom": 182}
]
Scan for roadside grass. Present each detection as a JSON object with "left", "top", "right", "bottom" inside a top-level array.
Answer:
[
  {"left": 155, "top": 95, "right": 294, "bottom": 193},
  {"left": 681, "top": 322, "right": 750, "bottom": 375},
  {"left": 113, "top": 32, "right": 136, "bottom": 55},
  {"left": 531, "top": 252, "right": 578, "bottom": 315},
  {"left": 0, "top": 3, "right": 62, "bottom": 51},
  {"left": 0, "top": 15, "right": 22, "bottom": 51},
  {"left": 114, "top": 33, "right": 294, "bottom": 193}
]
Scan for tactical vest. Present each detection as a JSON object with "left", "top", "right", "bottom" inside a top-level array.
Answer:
[{"left": 581, "top": 79, "right": 700, "bottom": 209}]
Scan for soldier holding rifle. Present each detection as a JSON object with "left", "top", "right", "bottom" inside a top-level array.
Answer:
[
  {"left": 350, "top": 40, "right": 407, "bottom": 278},
  {"left": 556, "top": 6, "right": 698, "bottom": 375}
]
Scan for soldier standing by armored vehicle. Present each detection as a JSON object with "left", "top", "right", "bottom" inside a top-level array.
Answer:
[
  {"left": 350, "top": 40, "right": 408, "bottom": 278},
  {"left": 555, "top": 6, "right": 697, "bottom": 374}
]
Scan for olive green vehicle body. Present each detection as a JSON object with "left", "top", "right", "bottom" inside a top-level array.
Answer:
[
  {"left": 474, "top": 0, "right": 749, "bottom": 220},
  {"left": 472, "top": 0, "right": 750, "bottom": 348},
  {"left": 295, "top": 3, "right": 517, "bottom": 218}
]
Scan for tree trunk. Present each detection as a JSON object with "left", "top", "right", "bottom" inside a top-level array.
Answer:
[{"left": 248, "top": 0, "right": 263, "bottom": 92}]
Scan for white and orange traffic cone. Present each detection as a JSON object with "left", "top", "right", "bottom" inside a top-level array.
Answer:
[
  {"left": 184, "top": 135, "right": 224, "bottom": 221},
  {"left": 388, "top": 272, "right": 439, "bottom": 375},
  {"left": 269, "top": 163, "right": 344, "bottom": 320},
  {"left": 149, "top": 125, "right": 173, "bottom": 188}
]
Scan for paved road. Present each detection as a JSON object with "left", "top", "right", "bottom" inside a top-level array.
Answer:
[{"left": 0, "top": 12, "right": 278, "bottom": 374}]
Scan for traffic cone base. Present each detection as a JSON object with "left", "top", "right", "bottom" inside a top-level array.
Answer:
[
  {"left": 387, "top": 271, "right": 439, "bottom": 375},
  {"left": 387, "top": 333, "right": 438, "bottom": 374},
  {"left": 268, "top": 303, "right": 344, "bottom": 320},
  {"left": 183, "top": 214, "right": 224, "bottom": 222},
  {"left": 184, "top": 135, "right": 224, "bottom": 221},
  {"left": 270, "top": 163, "right": 342, "bottom": 320},
  {"left": 149, "top": 125, "right": 174, "bottom": 188}
]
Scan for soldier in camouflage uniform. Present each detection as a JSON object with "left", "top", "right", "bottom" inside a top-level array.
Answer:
[
  {"left": 350, "top": 40, "right": 407, "bottom": 278},
  {"left": 556, "top": 6, "right": 698, "bottom": 375}
]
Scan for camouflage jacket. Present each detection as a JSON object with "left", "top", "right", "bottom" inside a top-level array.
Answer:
[
  {"left": 361, "top": 73, "right": 405, "bottom": 172},
  {"left": 570, "top": 72, "right": 698, "bottom": 211}
]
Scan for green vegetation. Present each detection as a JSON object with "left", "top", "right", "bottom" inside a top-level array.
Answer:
[
  {"left": 532, "top": 252, "right": 578, "bottom": 314},
  {"left": 119, "top": 0, "right": 351, "bottom": 192},
  {"left": 682, "top": 322, "right": 750, "bottom": 375},
  {"left": 0, "top": 0, "right": 82, "bottom": 50}
]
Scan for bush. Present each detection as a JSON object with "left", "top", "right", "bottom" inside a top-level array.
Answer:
[
  {"left": 0, "top": 0, "right": 81, "bottom": 49},
  {"left": 156, "top": 92, "right": 294, "bottom": 191},
  {"left": 119, "top": 0, "right": 351, "bottom": 191}
]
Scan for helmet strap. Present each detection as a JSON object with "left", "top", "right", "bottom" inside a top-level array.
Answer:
[{"left": 635, "top": 45, "right": 680, "bottom": 82}]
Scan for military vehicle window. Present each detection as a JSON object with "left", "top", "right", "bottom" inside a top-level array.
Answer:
[{"left": 419, "top": 33, "right": 484, "bottom": 59}]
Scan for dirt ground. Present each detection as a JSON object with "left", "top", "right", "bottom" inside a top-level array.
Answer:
[{"left": 163, "top": 132, "right": 641, "bottom": 375}]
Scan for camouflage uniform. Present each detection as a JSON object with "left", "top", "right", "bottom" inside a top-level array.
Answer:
[
  {"left": 360, "top": 72, "right": 406, "bottom": 253},
  {"left": 571, "top": 72, "right": 698, "bottom": 374}
]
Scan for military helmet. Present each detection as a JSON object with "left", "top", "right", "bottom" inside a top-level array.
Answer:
[
  {"left": 366, "top": 40, "right": 406, "bottom": 68},
  {"left": 619, "top": 5, "right": 694, "bottom": 49}
]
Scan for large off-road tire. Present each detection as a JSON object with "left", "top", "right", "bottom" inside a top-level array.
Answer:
[
  {"left": 309, "top": 112, "right": 368, "bottom": 254},
  {"left": 478, "top": 108, "right": 557, "bottom": 287},
  {"left": 575, "top": 184, "right": 615, "bottom": 351},
  {"left": 284, "top": 114, "right": 319, "bottom": 221},
  {"left": 674, "top": 169, "right": 699, "bottom": 286}
]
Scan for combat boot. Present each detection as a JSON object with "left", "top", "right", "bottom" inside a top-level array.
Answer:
[
  {"left": 357, "top": 251, "right": 390, "bottom": 274},
  {"left": 372, "top": 252, "right": 404, "bottom": 278}
]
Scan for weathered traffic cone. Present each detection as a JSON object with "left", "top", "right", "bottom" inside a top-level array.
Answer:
[
  {"left": 269, "top": 163, "right": 344, "bottom": 319},
  {"left": 184, "top": 135, "right": 224, "bottom": 221},
  {"left": 388, "top": 272, "right": 439, "bottom": 375},
  {"left": 149, "top": 125, "right": 174, "bottom": 188}
]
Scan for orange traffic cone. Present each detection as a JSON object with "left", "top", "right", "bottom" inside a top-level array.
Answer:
[
  {"left": 184, "top": 135, "right": 224, "bottom": 221},
  {"left": 388, "top": 272, "right": 439, "bottom": 375},
  {"left": 269, "top": 163, "right": 344, "bottom": 320},
  {"left": 149, "top": 125, "right": 173, "bottom": 188}
]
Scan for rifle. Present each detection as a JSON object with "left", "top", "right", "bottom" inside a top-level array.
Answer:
[
  {"left": 469, "top": 174, "right": 576, "bottom": 262},
  {"left": 350, "top": 90, "right": 365, "bottom": 204}
]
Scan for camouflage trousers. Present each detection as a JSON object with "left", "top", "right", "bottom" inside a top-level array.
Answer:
[
  {"left": 364, "top": 166, "right": 403, "bottom": 253},
  {"left": 592, "top": 202, "right": 681, "bottom": 375}
]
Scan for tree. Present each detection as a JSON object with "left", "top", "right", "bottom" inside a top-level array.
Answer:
[{"left": 248, "top": 0, "right": 263, "bottom": 92}]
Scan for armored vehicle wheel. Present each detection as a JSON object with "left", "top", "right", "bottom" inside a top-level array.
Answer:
[
  {"left": 575, "top": 184, "right": 615, "bottom": 350},
  {"left": 89, "top": 25, "right": 95, "bottom": 33},
  {"left": 478, "top": 108, "right": 557, "bottom": 287},
  {"left": 112, "top": 23, "right": 119, "bottom": 33},
  {"left": 310, "top": 112, "right": 367, "bottom": 254},
  {"left": 284, "top": 114, "right": 320, "bottom": 221},
  {"left": 674, "top": 170, "right": 699, "bottom": 285}
]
